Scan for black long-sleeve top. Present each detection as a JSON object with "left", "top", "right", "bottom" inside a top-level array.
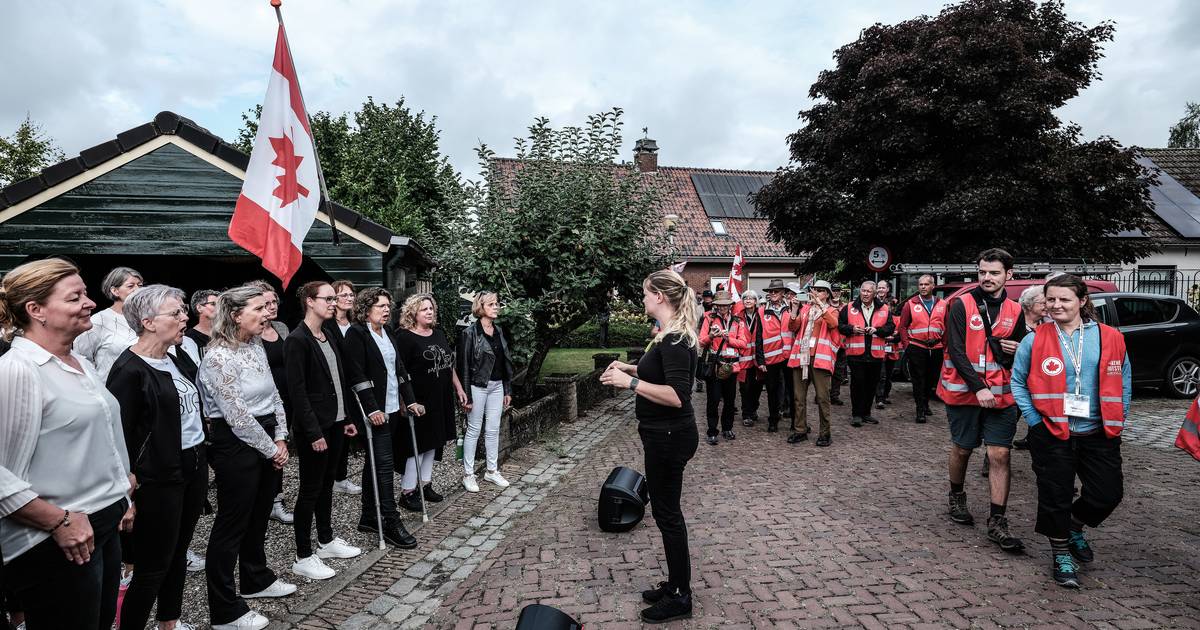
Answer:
[
  {"left": 635, "top": 332, "right": 697, "bottom": 432},
  {"left": 944, "top": 287, "right": 1028, "bottom": 394},
  {"left": 837, "top": 299, "right": 895, "bottom": 363}
]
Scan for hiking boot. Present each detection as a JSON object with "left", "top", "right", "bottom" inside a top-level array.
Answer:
[
  {"left": 787, "top": 431, "right": 809, "bottom": 444},
  {"left": 986, "top": 514, "right": 1025, "bottom": 553},
  {"left": 815, "top": 435, "right": 831, "bottom": 447},
  {"left": 948, "top": 491, "right": 974, "bottom": 525},
  {"left": 639, "top": 589, "right": 693, "bottom": 624},
  {"left": 850, "top": 416, "right": 863, "bottom": 427},
  {"left": 1068, "top": 530, "right": 1094, "bottom": 563},
  {"left": 641, "top": 581, "right": 670, "bottom": 604},
  {"left": 1052, "top": 553, "right": 1080, "bottom": 588}
]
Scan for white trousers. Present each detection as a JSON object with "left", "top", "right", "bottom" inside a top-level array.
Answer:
[
  {"left": 464, "top": 380, "right": 505, "bottom": 476},
  {"left": 401, "top": 449, "right": 435, "bottom": 492}
]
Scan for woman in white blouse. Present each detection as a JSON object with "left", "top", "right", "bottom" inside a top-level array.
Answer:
[
  {"left": 73, "top": 266, "right": 143, "bottom": 381},
  {"left": 197, "top": 283, "right": 295, "bottom": 630},
  {"left": 0, "top": 257, "right": 136, "bottom": 630}
]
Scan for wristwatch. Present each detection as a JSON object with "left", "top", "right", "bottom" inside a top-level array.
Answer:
[{"left": 628, "top": 377, "right": 640, "bottom": 392}]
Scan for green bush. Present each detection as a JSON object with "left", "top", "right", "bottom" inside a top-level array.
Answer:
[{"left": 560, "top": 308, "right": 651, "bottom": 348}]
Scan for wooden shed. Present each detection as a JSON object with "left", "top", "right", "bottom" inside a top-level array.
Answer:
[{"left": 0, "top": 111, "right": 433, "bottom": 319}]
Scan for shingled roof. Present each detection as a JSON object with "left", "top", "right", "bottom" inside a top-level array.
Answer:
[
  {"left": 0, "top": 111, "right": 396, "bottom": 247},
  {"left": 1140, "top": 148, "right": 1200, "bottom": 245}
]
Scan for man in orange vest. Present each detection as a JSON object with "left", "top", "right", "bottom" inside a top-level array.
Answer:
[
  {"left": 937, "top": 248, "right": 1028, "bottom": 554},
  {"left": 754, "top": 279, "right": 793, "bottom": 433},
  {"left": 837, "top": 280, "right": 894, "bottom": 426},
  {"left": 786, "top": 280, "right": 840, "bottom": 447},
  {"left": 898, "top": 274, "right": 947, "bottom": 423}
]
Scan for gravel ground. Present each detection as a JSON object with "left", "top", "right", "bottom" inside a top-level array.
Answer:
[{"left": 171, "top": 446, "right": 465, "bottom": 629}]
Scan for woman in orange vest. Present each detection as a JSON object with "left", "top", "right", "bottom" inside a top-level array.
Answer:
[
  {"left": 786, "top": 281, "right": 840, "bottom": 447},
  {"left": 699, "top": 291, "right": 748, "bottom": 446},
  {"left": 1011, "top": 274, "right": 1130, "bottom": 589}
]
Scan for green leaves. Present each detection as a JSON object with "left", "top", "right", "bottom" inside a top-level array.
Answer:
[{"left": 0, "top": 115, "right": 66, "bottom": 188}]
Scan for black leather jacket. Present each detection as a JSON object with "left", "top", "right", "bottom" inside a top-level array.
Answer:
[{"left": 456, "top": 320, "right": 514, "bottom": 401}]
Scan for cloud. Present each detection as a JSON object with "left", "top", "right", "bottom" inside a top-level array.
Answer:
[{"left": 1, "top": 0, "right": 1195, "bottom": 182}]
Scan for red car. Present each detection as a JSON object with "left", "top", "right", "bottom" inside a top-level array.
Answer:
[{"left": 934, "top": 278, "right": 1118, "bottom": 302}]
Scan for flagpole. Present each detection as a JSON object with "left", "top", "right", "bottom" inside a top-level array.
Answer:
[{"left": 271, "top": 0, "right": 340, "bottom": 246}]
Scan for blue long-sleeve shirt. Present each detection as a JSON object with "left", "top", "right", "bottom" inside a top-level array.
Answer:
[{"left": 1011, "top": 321, "right": 1132, "bottom": 434}]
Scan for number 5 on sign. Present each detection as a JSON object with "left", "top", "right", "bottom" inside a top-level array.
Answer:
[{"left": 866, "top": 246, "right": 891, "bottom": 272}]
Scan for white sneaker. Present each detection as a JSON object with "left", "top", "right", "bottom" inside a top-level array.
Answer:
[
  {"left": 212, "top": 610, "right": 269, "bottom": 629},
  {"left": 186, "top": 549, "right": 205, "bottom": 572},
  {"left": 316, "top": 537, "right": 362, "bottom": 559},
  {"left": 484, "top": 470, "right": 510, "bottom": 488},
  {"left": 242, "top": 579, "right": 297, "bottom": 599},
  {"left": 332, "top": 479, "right": 362, "bottom": 495},
  {"left": 292, "top": 554, "right": 336, "bottom": 580},
  {"left": 462, "top": 474, "right": 480, "bottom": 493},
  {"left": 270, "top": 500, "right": 294, "bottom": 524}
]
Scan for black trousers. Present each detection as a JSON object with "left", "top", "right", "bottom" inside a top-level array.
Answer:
[
  {"left": 206, "top": 416, "right": 280, "bottom": 625},
  {"left": 848, "top": 360, "right": 882, "bottom": 418},
  {"left": 704, "top": 374, "right": 737, "bottom": 436},
  {"left": 119, "top": 446, "right": 207, "bottom": 629},
  {"left": 876, "top": 359, "right": 895, "bottom": 402},
  {"left": 295, "top": 424, "right": 346, "bottom": 558},
  {"left": 831, "top": 349, "right": 848, "bottom": 402},
  {"left": 1026, "top": 423, "right": 1124, "bottom": 539},
  {"left": 740, "top": 371, "right": 763, "bottom": 421},
  {"left": 360, "top": 415, "right": 401, "bottom": 527},
  {"left": 6, "top": 498, "right": 125, "bottom": 630},
  {"left": 781, "top": 366, "right": 795, "bottom": 416},
  {"left": 906, "top": 346, "right": 943, "bottom": 413},
  {"left": 333, "top": 429, "right": 355, "bottom": 482},
  {"left": 765, "top": 363, "right": 788, "bottom": 420},
  {"left": 639, "top": 424, "right": 699, "bottom": 593}
]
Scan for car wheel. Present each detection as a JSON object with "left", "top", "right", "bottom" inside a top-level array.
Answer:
[{"left": 1165, "top": 356, "right": 1200, "bottom": 398}]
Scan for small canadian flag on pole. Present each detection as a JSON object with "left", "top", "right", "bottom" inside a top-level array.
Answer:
[
  {"left": 229, "top": 1, "right": 332, "bottom": 289},
  {"left": 727, "top": 244, "right": 745, "bottom": 299}
]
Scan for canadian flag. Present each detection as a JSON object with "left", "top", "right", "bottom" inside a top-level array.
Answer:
[
  {"left": 727, "top": 245, "right": 745, "bottom": 298},
  {"left": 228, "top": 23, "right": 321, "bottom": 288}
]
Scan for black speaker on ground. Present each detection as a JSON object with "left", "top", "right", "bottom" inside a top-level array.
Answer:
[
  {"left": 597, "top": 466, "right": 649, "bottom": 533},
  {"left": 515, "top": 604, "right": 582, "bottom": 629}
]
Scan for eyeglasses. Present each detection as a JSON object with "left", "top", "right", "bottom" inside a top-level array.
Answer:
[
  {"left": 314, "top": 296, "right": 338, "bottom": 302},
  {"left": 154, "top": 308, "right": 188, "bottom": 319},
  {"left": 337, "top": 292, "right": 355, "bottom": 299},
  {"left": 202, "top": 301, "right": 217, "bottom": 308}
]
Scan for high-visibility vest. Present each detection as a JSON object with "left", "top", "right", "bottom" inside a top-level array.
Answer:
[
  {"left": 1178, "top": 396, "right": 1200, "bottom": 461},
  {"left": 936, "top": 296, "right": 1021, "bottom": 408},
  {"left": 1025, "top": 322, "right": 1127, "bottom": 440},
  {"left": 761, "top": 305, "right": 792, "bottom": 366},
  {"left": 885, "top": 313, "right": 903, "bottom": 361},
  {"left": 905, "top": 296, "right": 947, "bottom": 349},
  {"left": 844, "top": 302, "right": 890, "bottom": 359},
  {"left": 787, "top": 304, "right": 839, "bottom": 371},
  {"left": 735, "top": 310, "right": 763, "bottom": 375},
  {"left": 700, "top": 312, "right": 747, "bottom": 361}
]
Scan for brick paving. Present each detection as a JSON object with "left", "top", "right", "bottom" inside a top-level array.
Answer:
[{"left": 282, "top": 385, "right": 1200, "bottom": 629}]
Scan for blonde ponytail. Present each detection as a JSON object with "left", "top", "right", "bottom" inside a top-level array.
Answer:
[{"left": 645, "top": 269, "right": 698, "bottom": 348}]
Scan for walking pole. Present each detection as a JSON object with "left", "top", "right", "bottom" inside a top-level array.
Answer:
[
  {"left": 351, "top": 382, "right": 386, "bottom": 550},
  {"left": 405, "top": 411, "right": 430, "bottom": 523}
]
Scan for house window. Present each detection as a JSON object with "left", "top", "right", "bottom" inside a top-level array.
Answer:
[
  {"left": 710, "top": 220, "right": 726, "bottom": 235},
  {"left": 1136, "top": 265, "right": 1176, "bottom": 296}
]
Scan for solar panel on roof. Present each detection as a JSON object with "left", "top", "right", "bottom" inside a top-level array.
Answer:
[
  {"left": 691, "top": 173, "right": 772, "bottom": 219},
  {"left": 1139, "top": 157, "right": 1200, "bottom": 239}
]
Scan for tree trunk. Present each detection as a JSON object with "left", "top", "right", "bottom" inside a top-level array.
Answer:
[{"left": 519, "top": 342, "right": 554, "bottom": 400}]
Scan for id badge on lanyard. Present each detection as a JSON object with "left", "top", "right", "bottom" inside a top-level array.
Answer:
[
  {"left": 1058, "top": 325, "right": 1090, "bottom": 417},
  {"left": 1064, "top": 393, "right": 1090, "bottom": 417}
]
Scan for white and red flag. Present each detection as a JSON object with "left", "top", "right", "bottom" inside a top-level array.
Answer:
[
  {"left": 727, "top": 245, "right": 745, "bottom": 298},
  {"left": 228, "top": 21, "right": 321, "bottom": 288}
]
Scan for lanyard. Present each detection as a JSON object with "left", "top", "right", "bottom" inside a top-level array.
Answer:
[
  {"left": 1055, "top": 324, "right": 1085, "bottom": 395},
  {"left": 921, "top": 297, "right": 934, "bottom": 313}
]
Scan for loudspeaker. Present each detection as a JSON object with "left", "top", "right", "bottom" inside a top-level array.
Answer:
[
  {"left": 515, "top": 604, "right": 582, "bottom": 629},
  {"left": 597, "top": 466, "right": 649, "bottom": 533}
]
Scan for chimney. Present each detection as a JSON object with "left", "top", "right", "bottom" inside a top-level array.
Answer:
[{"left": 634, "top": 130, "right": 658, "bottom": 173}]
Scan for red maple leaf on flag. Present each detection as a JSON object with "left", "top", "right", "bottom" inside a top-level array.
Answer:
[{"left": 269, "top": 135, "right": 310, "bottom": 206}]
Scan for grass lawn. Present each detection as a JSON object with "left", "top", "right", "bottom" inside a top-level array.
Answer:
[{"left": 539, "top": 347, "right": 626, "bottom": 379}]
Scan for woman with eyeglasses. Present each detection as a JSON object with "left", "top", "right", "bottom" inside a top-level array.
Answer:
[{"left": 105, "top": 285, "right": 206, "bottom": 630}]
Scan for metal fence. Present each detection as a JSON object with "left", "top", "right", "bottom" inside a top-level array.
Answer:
[{"left": 1101, "top": 269, "right": 1200, "bottom": 305}]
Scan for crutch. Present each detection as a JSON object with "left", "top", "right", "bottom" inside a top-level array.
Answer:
[
  {"left": 350, "top": 381, "right": 386, "bottom": 550},
  {"left": 405, "top": 410, "right": 430, "bottom": 523}
]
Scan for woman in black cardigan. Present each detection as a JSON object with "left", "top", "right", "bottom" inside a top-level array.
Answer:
[
  {"left": 282, "top": 282, "right": 368, "bottom": 581},
  {"left": 340, "top": 287, "right": 421, "bottom": 549},
  {"left": 106, "top": 285, "right": 207, "bottom": 630}
]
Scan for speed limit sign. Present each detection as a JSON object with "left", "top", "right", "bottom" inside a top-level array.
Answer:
[{"left": 866, "top": 246, "right": 891, "bottom": 272}]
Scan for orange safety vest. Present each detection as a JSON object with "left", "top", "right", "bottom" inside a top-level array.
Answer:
[
  {"left": 844, "top": 302, "right": 890, "bottom": 359},
  {"left": 787, "top": 304, "right": 839, "bottom": 372},
  {"left": 1024, "top": 322, "right": 1127, "bottom": 440},
  {"left": 885, "top": 313, "right": 903, "bottom": 361},
  {"left": 936, "top": 296, "right": 1021, "bottom": 408},
  {"left": 761, "top": 304, "right": 792, "bottom": 366},
  {"left": 905, "top": 295, "right": 947, "bottom": 349},
  {"left": 700, "top": 312, "right": 747, "bottom": 361},
  {"left": 1178, "top": 396, "right": 1200, "bottom": 461}
]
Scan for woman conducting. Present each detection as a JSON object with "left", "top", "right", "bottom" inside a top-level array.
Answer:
[
  {"left": 1012, "top": 274, "right": 1130, "bottom": 589},
  {"left": 600, "top": 270, "right": 699, "bottom": 624}
]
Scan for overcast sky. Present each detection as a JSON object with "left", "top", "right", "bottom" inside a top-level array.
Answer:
[{"left": 3, "top": 0, "right": 1198, "bottom": 181}]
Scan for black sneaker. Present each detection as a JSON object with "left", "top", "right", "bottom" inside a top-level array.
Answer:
[
  {"left": 786, "top": 431, "right": 809, "bottom": 444},
  {"left": 640, "top": 589, "right": 693, "bottom": 624},
  {"left": 948, "top": 491, "right": 974, "bottom": 525},
  {"left": 986, "top": 514, "right": 1025, "bottom": 553},
  {"left": 399, "top": 491, "right": 423, "bottom": 513},
  {"left": 382, "top": 521, "right": 419, "bottom": 549},
  {"left": 706, "top": 435, "right": 719, "bottom": 446},
  {"left": 815, "top": 435, "right": 831, "bottom": 447},
  {"left": 641, "top": 581, "right": 670, "bottom": 604},
  {"left": 722, "top": 430, "right": 736, "bottom": 441},
  {"left": 1053, "top": 553, "right": 1080, "bottom": 588},
  {"left": 422, "top": 483, "right": 444, "bottom": 503},
  {"left": 1068, "top": 530, "right": 1094, "bottom": 563},
  {"left": 850, "top": 416, "right": 863, "bottom": 427},
  {"left": 862, "top": 416, "right": 878, "bottom": 425}
]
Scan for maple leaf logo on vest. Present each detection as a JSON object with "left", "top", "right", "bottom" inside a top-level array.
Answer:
[
  {"left": 269, "top": 135, "right": 310, "bottom": 205},
  {"left": 1041, "top": 357, "right": 1064, "bottom": 376},
  {"left": 914, "top": 304, "right": 924, "bottom": 313},
  {"left": 968, "top": 314, "right": 984, "bottom": 331}
]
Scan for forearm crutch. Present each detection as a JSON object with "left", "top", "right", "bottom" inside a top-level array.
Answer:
[
  {"left": 351, "top": 381, "right": 386, "bottom": 550},
  {"left": 405, "top": 410, "right": 430, "bottom": 523}
]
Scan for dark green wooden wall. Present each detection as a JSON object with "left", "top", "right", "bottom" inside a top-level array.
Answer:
[{"left": 0, "top": 143, "right": 386, "bottom": 286}]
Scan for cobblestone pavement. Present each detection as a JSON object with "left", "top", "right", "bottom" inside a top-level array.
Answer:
[{"left": 278, "top": 386, "right": 1200, "bottom": 629}]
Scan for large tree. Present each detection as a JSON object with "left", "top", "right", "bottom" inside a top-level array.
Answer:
[
  {"left": 450, "top": 108, "right": 671, "bottom": 395},
  {"left": 0, "top": 115, "right": 65, "bottom": 188},
  {"left": 1168, "top": 102, "right": 1200, "bottom": 149},
  {"left": 754, "top": 0, "right": 1157, "bottom": 275}
]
